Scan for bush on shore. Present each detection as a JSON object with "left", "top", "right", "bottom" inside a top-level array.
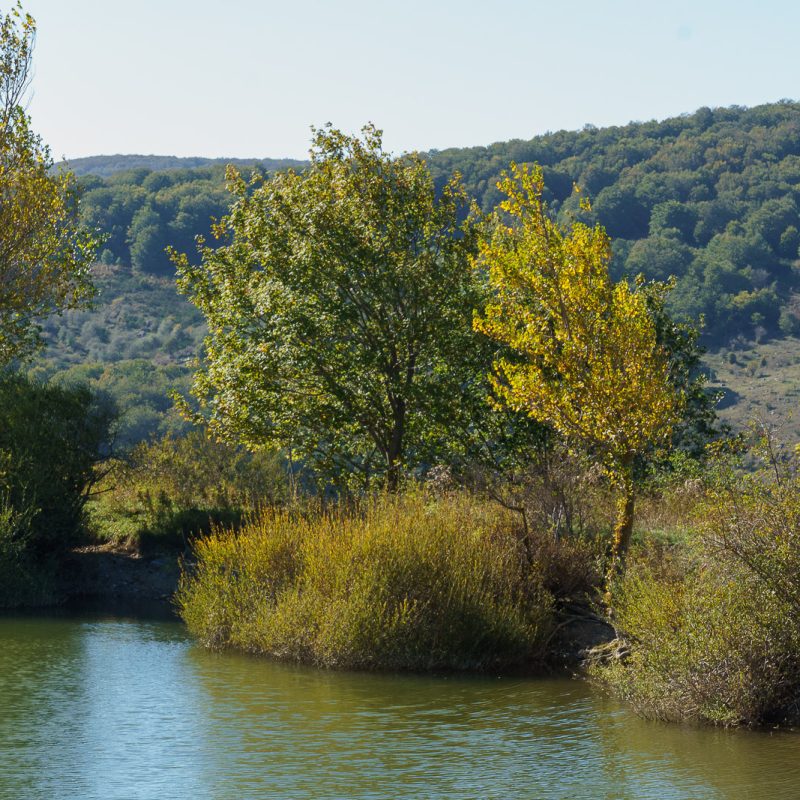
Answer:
[
  {"left": 0, "top": 372, "right": 115, "bottom": 556},
  {"left": 0, "top": 372, "right": 115, "bottom": 606},
  {"left": 0, "top": 500, "right": 55, "bottom": 607},
  {"left": 597, "top": 447, "right": 800, "bottom": 727},
  {"left": 89, "top": 431, "right": 287, "bottom": 552},
  {"left": 178, "top": 492, "right": 559, "bottom": 672}
]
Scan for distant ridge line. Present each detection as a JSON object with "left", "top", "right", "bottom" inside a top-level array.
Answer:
[{"left": 61, "top": 154, "right": 307, "bottom": 178}]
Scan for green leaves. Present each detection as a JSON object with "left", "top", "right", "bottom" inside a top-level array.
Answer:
[
  {"left": 0, "top": 4, "right": 99, "bottom": 364},
  {"left": 175, "top": 125, "right": 483, "bottom": 489}
]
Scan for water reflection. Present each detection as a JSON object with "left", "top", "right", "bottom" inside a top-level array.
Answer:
[
  {"left": 591, "top": 693, "right": 800, "bottom": 800},
  {"left": 0, "top": 613, "right": 797, "bottom": 800}
]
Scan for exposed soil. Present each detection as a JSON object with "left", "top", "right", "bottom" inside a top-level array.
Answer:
[
  {"left": 550, "top": 603, "right": 618, "bottom": 669},
  {"left": 59, "top": 544, "right": 182, "bottom": 611}
]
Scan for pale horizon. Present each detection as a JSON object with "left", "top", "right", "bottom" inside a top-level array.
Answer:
[{"left": 21, "top": 0, "right": 800, "bottom": 160}]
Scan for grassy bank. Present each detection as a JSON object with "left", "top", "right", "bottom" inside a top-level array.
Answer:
[{"left": 177, "top": 492, "right": 572, "bottom": 672}]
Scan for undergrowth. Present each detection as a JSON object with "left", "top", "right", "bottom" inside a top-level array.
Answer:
[{"left": 597, "top": 445, "right": 800, "bottom": 728}]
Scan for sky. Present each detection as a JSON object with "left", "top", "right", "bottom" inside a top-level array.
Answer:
[{"left": 19, "top": 0, "right": 800, "bottom": 160}]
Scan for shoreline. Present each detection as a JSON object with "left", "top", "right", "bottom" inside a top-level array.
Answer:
[
  {"left": 57, "top": 544, "right": 183, "bottom": 616},
  {"left": 42, "top": 544, "right": 618, "bottom": 674}
]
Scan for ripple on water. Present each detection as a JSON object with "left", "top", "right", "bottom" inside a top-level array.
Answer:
[{"left": 0, "top": 613, "right": 798, "bottom": 800}]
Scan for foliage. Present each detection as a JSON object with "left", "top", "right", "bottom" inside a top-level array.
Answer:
[
  {"left": 598, "top": 563, "right": 800, "bottom": 727},
  {"left": 0, "top": 498, "right": 53, "bottom": 607},
  {"left": 474, "top": 163, "right": 682, "bottom": 575},
  {"left": 67, "top": 154, "right": 305, "bottom": 179},
  {"left": 429, "top": 102, "right": 800, "bottom": 345},
  {"left": 0, "top": 4, "right": 98, "bottom": 363},
  {"left": 173, "top": 124, "right": 486, "bottom": 489},
  {"left": 598, "top": 443, "right": 800, "bottom": 727},
  {"left": 31, "top": 102, "right": 800, "bottom": 455},
  {"left": 33, "top": 363, "right": 197, "bottom": 451},
  {"left": 90, "top": 431, "right": 287, "bottom": 551},
  {"left": 28, "top": 264, "right": 208, "bottom": 447},
  {"left": 178, "top": 491, "right": 555, "bottom": 671},
  {"left": 637, "top": 280, "right": 724, "bottom": 461},
  {"left": 61, "top": 102, "right": 800, "bottom": 357},
  {"left": 451, "top": 436, "right": 613, "bottom": 568},
  {"left": 77, "top": 162, "right": 302, "bottom": 275},
  {"left": 0, "top": 371, "right": 115, "bottom": 557}
]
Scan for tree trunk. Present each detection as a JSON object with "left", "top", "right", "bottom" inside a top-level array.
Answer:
[
  {"left": 386, "top": 459, "right": 400, "bottom": 492},
  {"left": 605, "top": 462, "right": 636, "bottom": 602},
  {"left": 385, "top": 401, "right": 405, "bottom": 493}
]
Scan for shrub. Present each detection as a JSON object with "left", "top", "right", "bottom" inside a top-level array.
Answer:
[
  {"left": 178, "top": 492, "right": 556, "bottom": 672},
  {"left": 597, "top": 447, "right": 800, "bottom": 727},
  {"left": 0, "top": 499, "right": 54, "bottom": 607},
  {"left": 0, "top": 372, "right": 113, "bottom": 606},
  {"left": 598, "top": 564, "right": 800, "bottom": 726},
  {"left": 0, "top": 372, "right": 115, "bottom": 557},
  {"left": 91, "top": 431, "right": 287, "bottom": 551},
  {"left": 463, "top": 443, "right": 614, "bottom": 546}
]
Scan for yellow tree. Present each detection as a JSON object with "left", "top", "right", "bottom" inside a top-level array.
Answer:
[
  {"left": 474, "top": 164, "right": 682, "bottom": 582},
  {"left": 0, "top": 4, "right": 97, "bottom": 364}
]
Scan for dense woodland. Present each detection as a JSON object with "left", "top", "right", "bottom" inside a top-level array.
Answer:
[
  {"left": 435, "top": 104, "right": 800, "bottom": 344},
  {"left": 67, "top": 101, "right": 800, "bottom": 343},
  {"left": 36, "top": 101, "right": 800, "bottom": 447}
]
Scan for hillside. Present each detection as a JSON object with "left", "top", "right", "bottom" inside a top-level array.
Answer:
[
  {"left": 61, "top": 154, "right": 305, "bottom": 178},
  {"left": 36, "top": 102, "right": 800, "bottom": 446},
  {"left": 32, "top": 265, "right": 200, "bottom": 447},
  {"left": 705, "top": 336, "right": 800, "bottom": 444}
]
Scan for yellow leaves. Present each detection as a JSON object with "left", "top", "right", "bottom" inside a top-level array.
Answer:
[
  {"left": 0, "top": 5, "right": 98, "bottom": 363},
  {"left": 475, "top": 163, "right": 682, "bottom": 474}
]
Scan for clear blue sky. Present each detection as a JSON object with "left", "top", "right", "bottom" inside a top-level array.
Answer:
[{"left": 20, "top": 0, "right": 800, "bottom": 160}]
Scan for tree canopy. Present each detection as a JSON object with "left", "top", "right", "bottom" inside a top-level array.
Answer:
[
  {"left": 474, "top": 164, "right": 683, "bottom": 575},
  {"left": 174, "top": 124, "right": 485, "bottom": 489},
  {"left": 0, "top": 4, "right": 98, "bottom": 364}
]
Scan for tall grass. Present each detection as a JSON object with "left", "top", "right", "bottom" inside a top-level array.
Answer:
[
  {"left": 178, "top": 492, "right": 556, "bottom": 671},
  {"left": 597, "top": 450, "right": 800, "bottom": 727}
]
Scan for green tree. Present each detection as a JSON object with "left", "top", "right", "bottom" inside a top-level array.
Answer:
[
  {"left": 173, "top": 124, "right": 482, "bottom": 490},
  {"left": 624, "top": 235, "right": 694, "bottom": 282},
  {"left": 649, "top": 200, "right": 698, "bottom": 242},
  {"left": 0, "top": 4, "right": 98, "bottom": 364},
  {"left": 474, "top": 164, "right": 683, "bottom": 582},
  {"left": 128, "top": 205, "right": 169, "bottom": 273},
  {"left": 0, "top": 372, "right": 116, "bottom": 557}
]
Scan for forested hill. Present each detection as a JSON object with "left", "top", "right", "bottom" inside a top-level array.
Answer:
[
  {"left": 74, "top": 102, "right": 800, "bottom": 346},
  {"left": 36, "top": 101, "right": 800, "bottom": 446},
  {"left": 428, "top": 102, "right": 800, "bottom": 344},
  {"left": 62, "top": 154, "right": 305, "bottom": 178}
]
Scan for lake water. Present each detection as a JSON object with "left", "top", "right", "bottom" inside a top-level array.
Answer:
[{"left": 1, "top": 610, "right": 798, "bottom": 800}]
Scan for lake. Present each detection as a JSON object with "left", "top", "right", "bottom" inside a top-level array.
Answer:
[{"left": 1, "top": 610, "right": 798, "bottom": 800}]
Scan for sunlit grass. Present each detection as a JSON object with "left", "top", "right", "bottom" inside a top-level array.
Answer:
[{"left": 178, "top": 491, "right": 557, "bottom": 672}]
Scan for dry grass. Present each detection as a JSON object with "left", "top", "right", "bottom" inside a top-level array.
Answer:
[
  {"left": 178, "top": 491, "right": 559, "bottom": 672},
  {"left": 704, "top": 336, "right": 800, "bottom": 444}
]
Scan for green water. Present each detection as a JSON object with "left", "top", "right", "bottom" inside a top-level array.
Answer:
[{"left": 0, "top": 612, "right": 798, "bottom": 800}]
